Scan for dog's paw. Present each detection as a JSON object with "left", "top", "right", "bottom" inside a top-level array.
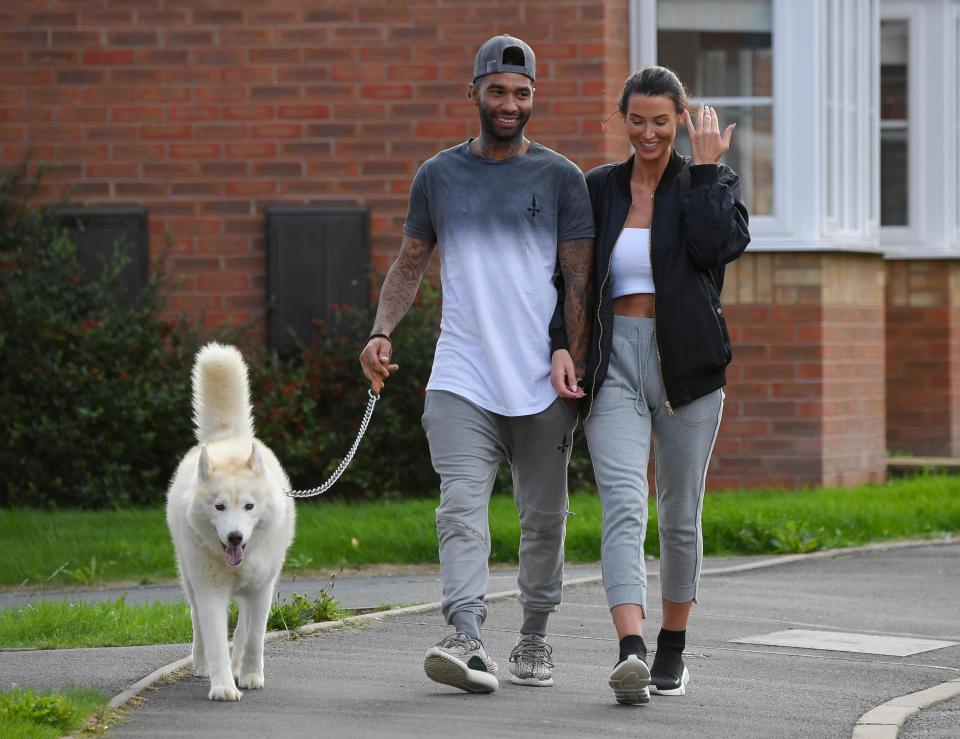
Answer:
[
  {"left": 238, "top": 672, "right": 264, "bottom": 690},
  {"left": 208, "top": 684, "right": 242, "bottom": 702}
]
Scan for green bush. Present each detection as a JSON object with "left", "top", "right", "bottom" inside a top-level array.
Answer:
[
  {"left": 0, "top": 687, "right": 78, "bottom": 731},
  {"left": 1, "top": 162, "right": 593, "bottom": 508},
  {"left": 0, "top": 163, "right": 202, "bottom": 508},
  {"left": 250, "top": 290, "right": 443, "bottom": 501}
]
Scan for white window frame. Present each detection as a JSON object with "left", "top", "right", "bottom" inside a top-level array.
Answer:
[
  {"left": 879, "top": 3, "right": 923, "bottom": 250},
  {"left": 878, "top": 19, "right": 908, "bottom": 230},
  {"left": 820, "top": 0, "right": 881, "bottom": 248},
  {"left": 632, "top": 0, "right": 884, "bottom": 253},
  {"left": 632, "top": 0, "right": 796, "bottom": 243},
  {"left": 954, "top": 4, "right": 960, "bottom": 250},
  {"left": 880, "top": 0, "right": 960, "bottom": 258}
]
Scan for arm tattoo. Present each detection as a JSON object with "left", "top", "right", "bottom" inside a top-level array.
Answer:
[
  {"left": 371, "top": 234, "right": 435, "bottom": 337},
  {"left": 558, "top": 237, "right": 594, "bottom": 377}
]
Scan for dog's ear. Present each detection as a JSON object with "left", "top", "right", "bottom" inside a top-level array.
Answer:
[
  {"left": 198, "top": 446, "right": 213, "bottom": 482},
  {"left": 247, "top": 443, "right": 266, "bottom": 476}
]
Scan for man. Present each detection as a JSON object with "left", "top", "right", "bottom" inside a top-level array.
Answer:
[{"left": 359, "top": 35, "right": 594, "bottom": 694}]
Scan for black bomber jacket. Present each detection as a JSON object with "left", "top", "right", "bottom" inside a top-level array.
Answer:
[{"left": 550, "top": 149, "right": 750, "bottom": 416}]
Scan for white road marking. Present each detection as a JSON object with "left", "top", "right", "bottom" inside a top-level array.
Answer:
[{"left": 731, "top": 629, "right": 957, "bottom": 656}]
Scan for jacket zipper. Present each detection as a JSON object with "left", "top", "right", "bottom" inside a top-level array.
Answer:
[
  {"left": 585, "top": 201, "right": 631, "bottom": 422},
  {"left": 649, "top": 190, "right": 673, "bottom": 415}
]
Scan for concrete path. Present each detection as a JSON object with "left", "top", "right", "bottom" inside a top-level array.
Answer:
[{"left": 1, "top": 543, "right": 958, "bottom": 738}]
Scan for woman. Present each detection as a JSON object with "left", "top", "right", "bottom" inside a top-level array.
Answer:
[{"left": 550, "top": 66, "right": 750, "bottom": 704}]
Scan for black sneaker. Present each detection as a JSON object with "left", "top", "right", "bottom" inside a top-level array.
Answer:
[
  {"left": 650, "top": 662, "right": 689, "bottom": 696},
  {"left": 423, "top": 632, "right": 499, "bottom": 694},
  {"left": 608, "top": 654, "right": 651, "bottom": 705}
]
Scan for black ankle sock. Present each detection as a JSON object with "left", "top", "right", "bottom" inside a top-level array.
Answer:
[
  {"left": 651, "top": 629, "right": 686, "bottom": 682},
  {"left": 657, "top": 628, "right": 686, "bottom": 651},
  {"left": 618, "top": 634, "right": 647, "bottom": 665}
]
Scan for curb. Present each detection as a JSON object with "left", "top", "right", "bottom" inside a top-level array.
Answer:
[
  {"left": 852, "top": 678, "right": 960, "bottom": 739},
  {"left": 106, "top": 536, "right": 956, "bottom": 712},
  {"left": 106, "top": 600, "right": 451, "bottom": 710}
]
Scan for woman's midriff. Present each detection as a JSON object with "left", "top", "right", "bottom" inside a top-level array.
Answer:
[{"left": 613, "top": 293, "right": 655, "bottom": 317}]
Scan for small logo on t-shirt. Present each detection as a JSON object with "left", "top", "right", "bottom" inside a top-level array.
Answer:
[{"left": 527, "top": 194, "right": 541, "bottom": 219}]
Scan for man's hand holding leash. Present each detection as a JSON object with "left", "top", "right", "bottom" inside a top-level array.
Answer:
[{"left": 360, "top": 334, "right": 399, "bottom": 396}]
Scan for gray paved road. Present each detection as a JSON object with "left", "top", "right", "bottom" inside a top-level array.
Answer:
[
  {"left": 0, "top": 558, "right": 770, "bottom": 611},
  {"left": 98, "top": 543, "right": 959, "bottom": 738},
  {"left": 900, "top": 694, "right": 960, "bottom": 737}
]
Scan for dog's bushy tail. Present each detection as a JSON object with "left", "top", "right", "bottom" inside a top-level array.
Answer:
[{"left": 192, "top": 342, "right": 255, "bottom": 443}]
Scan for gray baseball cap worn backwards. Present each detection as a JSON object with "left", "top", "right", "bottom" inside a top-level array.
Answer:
[{"left": 473, "top": 35, "right": 536, "bottom": 82}]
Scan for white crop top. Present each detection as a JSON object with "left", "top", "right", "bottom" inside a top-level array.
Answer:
[{"left": 609, "top": 228, "right": 655, "bottom": 298}]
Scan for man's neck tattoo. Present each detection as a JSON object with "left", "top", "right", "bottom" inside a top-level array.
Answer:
[{"left": 471, "top": 134, "right": 528, "bottom": 160}]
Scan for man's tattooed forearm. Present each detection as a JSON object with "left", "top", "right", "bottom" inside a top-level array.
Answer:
[
  {"left": 371, "top": 235, "right": 435, "bottom": 336},
  {"left": 558, "top": 238, "right": 594, "bottom": 376}
]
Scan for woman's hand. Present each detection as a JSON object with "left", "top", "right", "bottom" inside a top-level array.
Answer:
[
  {"left": 551, "top": 349, "right": 585, "bottom": 399},
  {"left": 684, "top": 104, "right": 736, "bottom": 165}
]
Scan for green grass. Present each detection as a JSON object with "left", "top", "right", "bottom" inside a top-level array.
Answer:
[
  {"left": 0, "top": 596, "right": 193, "bottom": 649},
  {"left": 0, "top": 686, "right": 107, "bottom": 739},
  {"left": 1, "top": 592, "right": 345, "bottom": 650},
  {"left": 1, "top": 474, "right": 958, "bottom": 590}
]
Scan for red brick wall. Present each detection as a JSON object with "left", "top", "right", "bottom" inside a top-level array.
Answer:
[
  {"left": 715, "top": 299, "right": 828, "bottom": 490},
  {"left": 885, "top": 260, "right": 960, "bottom": 457},
  {"left": 822, "top": 302, "right": 886, "bottom": 485},
  {"left": 714, "top": 252, "right": 887, "bottom": 490},
  {"left": 1, "top": 0, "right": 630, "bottom": 340}
]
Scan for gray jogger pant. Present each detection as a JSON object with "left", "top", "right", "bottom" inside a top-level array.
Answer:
[
  {"left": 422, "top": 390, "right": 577, "bottom": 641},
  {"left": 584, "top": 316, "right": 723, "bottom": 614}
]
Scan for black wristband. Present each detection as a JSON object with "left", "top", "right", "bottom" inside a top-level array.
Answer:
[{"left": 367, "top": 333, "right": 391, "bottom": 344}]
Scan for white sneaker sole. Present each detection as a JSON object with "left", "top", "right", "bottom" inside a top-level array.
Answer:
[
  {"left": 424, "top": 648, "right": 498, "bottom": 694},
  {"left": 649, "top": 666, "right": 689, "bottom": 696},
  {"left": 508, "top": 669, "right": 554, "bottom": 687},
  {"left": 608, "top": 655, "right": 651, "bottom": 705}
]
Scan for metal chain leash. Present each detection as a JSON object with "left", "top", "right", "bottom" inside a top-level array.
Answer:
[{"left": 283, "top": 389, "right": 379, "bottom": 498}]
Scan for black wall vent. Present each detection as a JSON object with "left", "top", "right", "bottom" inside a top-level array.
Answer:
[
  {"left": 59, "top": 206, "right": 149, "bottom": 305},
  {"left": 266, "top": 205, "right": 370, "bottom": 353}
]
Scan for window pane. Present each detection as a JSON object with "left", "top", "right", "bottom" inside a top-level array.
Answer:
[
  {"left": 673, "top": 105, "right": 773, "bottom": 216},
  {"left": 880, "top": 19, "right": 908, "bottom": 226},
  {"left": 657, "top": 0, "right": 773, "bottom": 215},
  {"left": 657, "top": 0, "right": 772, "bottom": 97},
  {"left": 880, "top": 129, "right": 908, "bottom": 226},
  {"left": 880, "top": 21, "right": 908, "bottom": 120},
  {"left": 657, "top": 31, "right": 772, "bottom": 98}
]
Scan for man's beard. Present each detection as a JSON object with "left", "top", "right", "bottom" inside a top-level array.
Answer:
[{"left": 478, "top": 107, "right": 529, "bottom": 143}]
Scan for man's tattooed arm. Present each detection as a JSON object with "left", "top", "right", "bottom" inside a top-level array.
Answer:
[
  {"left": 371, "top": 234, "right": 436, "bottom": 337},
  {"left": 558, "top": 237, "right": 594, "bottom": 378}
]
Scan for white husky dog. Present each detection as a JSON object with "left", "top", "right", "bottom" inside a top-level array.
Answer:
[{"left": 166, "top": 342, "right": 295, "bottom": 701}]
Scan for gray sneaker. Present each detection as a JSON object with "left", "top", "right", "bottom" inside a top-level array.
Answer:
[
  {"left": 508, "top": 634, "right": 554, "bottom": 687},
  {"left": 424, "top": 632, "right": 499, "bottom": 693}
]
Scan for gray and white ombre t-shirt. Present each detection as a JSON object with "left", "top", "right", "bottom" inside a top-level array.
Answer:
[{"left": 403, "top": 141, "right": 594, "bottom": 416}]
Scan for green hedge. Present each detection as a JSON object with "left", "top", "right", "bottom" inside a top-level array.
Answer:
[
  {"left": 250, "top": 289, "right": 442, "bottom": 500},
  {"left": 0, "top": 164, "right": 595, "bottom": 508},
  {"left": 1, "top": 164, "right": 201, "bottom": 507}
]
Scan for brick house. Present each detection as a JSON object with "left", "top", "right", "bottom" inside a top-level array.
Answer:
[{"left": 3, "top": 0, "right": 959, "bottom": 490}]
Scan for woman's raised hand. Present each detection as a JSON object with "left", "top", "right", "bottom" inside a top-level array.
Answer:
[{"left": 683, "top": 104, "right": 736, "bottom": 166}]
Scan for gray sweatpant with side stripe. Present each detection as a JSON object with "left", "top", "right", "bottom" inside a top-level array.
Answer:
[
  {"left": 584, "top": 315, "right": 723, "bottom": 614},
  {"left": 422, "top": 390, "right": 577, "bottom": 642}
]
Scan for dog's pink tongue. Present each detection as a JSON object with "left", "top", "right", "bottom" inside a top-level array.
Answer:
[{"left": 224, "top": 545, "right": 244, "bottom": 566}]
